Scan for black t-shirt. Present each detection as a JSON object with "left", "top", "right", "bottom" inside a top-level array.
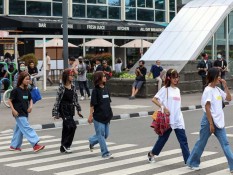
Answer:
[
  {"left": 214, "top": 59, "right": 227, "bottom": 76},
  {"left": 10, "top": 87, "right": 32, "bottom": 117},
  {"left": 90, "top": 86, "right": 113, "bottom": 124},
  {"left": 135, "top": 66, "right": 147, "bottom": 81},
  {"left": 28, "top": 67, "right": 38, "bottom": 75}
]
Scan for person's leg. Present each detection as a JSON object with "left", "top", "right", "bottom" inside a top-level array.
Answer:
[
  {"left": 66, "top": 117, "right": 77, "bottom": 148},
  {"left": 15, "top": 117, "right": 40, "bottom": 147},
  {"left": 93, "top": 119, "right": 109, "bottom": 157},
  {"left": 10, "top": 123, "right": 23, "bottom": 149},
  {"left": 130, "top": 81, "right": 137, "bottom": 97},
  {"left": 215, "top": 127, "right": 233, "bottom": 171},
  {"left": 78, "top": 81, "right": 84, "bottom": 97},
  {"left": 46, "top": 70, "right": 53, "bottom": 85},
  {"left": 155, "top": 77, "right": 162, "bottom": 90},
  {"left": 174, "top": 129, "right": 190, "bottom": 164},
  {"left": 186, "top": 113, "right": 211, "bottom": 168},
  {"left": 151, "top": 128, "right": 172, "bottom": 155},
  {"left": 201, "top": 76, "right": 206, "bottom": 92},
  {"left": 83, "top": 81, "right": 90, "bottom": 97},
  {"left": 133, "top": 81, "right": 144, "bottom": 96},
  {"left": 104, "top": 122, "right": 109, "bottom": 139}
]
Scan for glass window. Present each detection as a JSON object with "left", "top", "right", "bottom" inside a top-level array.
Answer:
[
  {"left": 125, "top": 0, "right": 136, "bottom": 7},
  {"left": 125, "top": 7, "right": 136, "bottom": 20},
  {"left": 155, "top": 10, "right": 165, "bottom": 22},
  {"left": 170, "top": 12, "right": 175, "bottom": 21},
  {"left": 9, "top": 0, "right": 25, "bottom": 15},
  {"left": 27, "top": 2, "right": 51, "bottom": 16},
  {"left": 0, "top": 0, "right": 3, "bottom": 14},
  {"left": 98, "top": 0, "right": 106, "bottom": 4},
  {"left": 146, "top": 0, "right": 153, "bottom": 8},
  {"left": 109, "top": 7, "right": 120, "bottom": 19},
  {"left": 73, "top": 4, "right": 85, "bottom": 17},
  {"left": 108, "top": 0, "right": 120, "bottom": 6},
  {"left": 87, "top": 5, "right": 107, "bottom": 18},
  {"left": 73, "top": 0, "right": 85, "bottom": 2},
  {"left": 155, "top": 0, "right": 165, "bottom": 10},
  {"left": 137, "top": 0, "right": 145, "bottom": 7},
  {"left": 53, "top": 0, "right": 62, "bottom": 2},
  {"left": 87, "top": 0, "right": 96, "bottom": 3},
  {"left": 169, "top": 0, "right": 176, "bottom": 11},
  {"left": 87, "top": 0, "right": 106, "bottom": 4},
  {"left": 53, "top": 3, "right": 62, "bottom": 16},
  {"left": 137, "top": 9, "right": 154, "bottom": 21}
]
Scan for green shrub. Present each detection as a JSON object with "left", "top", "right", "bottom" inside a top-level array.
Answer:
[{"left": 119, "top": 72, "right": 136, "bottom": 79}]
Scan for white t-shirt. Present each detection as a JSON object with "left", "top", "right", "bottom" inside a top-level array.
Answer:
[
  {"left": 201, "top": 86, "right": 226, "bottom": 128},
  {"left": 154, "top": 86, "right": 185, "bottom": 129},
  {"left": 115, "top": 63, "right": 122, "bottom": 73}
]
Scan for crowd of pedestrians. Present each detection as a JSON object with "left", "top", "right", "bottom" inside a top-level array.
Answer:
[{"left": 3, "top": 52, "right": 233, "bottom": 174}]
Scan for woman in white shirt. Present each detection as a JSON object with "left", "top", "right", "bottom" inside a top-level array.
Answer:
[
  {"left": 114, "top": 58, "right": 122, "bottom": 73},
  {"left": 187, "top": 67, "right": 233, "bottom": 172},
  {"left": 147, "top": 69, "right": 190, "bottom": 164}
]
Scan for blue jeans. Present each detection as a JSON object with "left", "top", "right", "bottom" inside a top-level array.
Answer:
[
  {"left": 187, "top": 113, "right": 233, "bottom": 171},
  {"left": 151, "top": 128, "right": 190, "bottom": 163},
  {"left": 10, "top": 116, "right": 40, "bottom": 148},
  {"left": 89, "top": 119, "right": 110, "bottom": 157}
]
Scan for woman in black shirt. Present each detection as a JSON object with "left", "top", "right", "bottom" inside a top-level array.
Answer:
[
  {"left": 9, "top": 71, "right": 45, "bottom": 152},
  {"left": 52, "top": 69, "right": 83, "bottom": 153},
  {"left": 88, "top": 71, "right": 113, "bottom": 159}
]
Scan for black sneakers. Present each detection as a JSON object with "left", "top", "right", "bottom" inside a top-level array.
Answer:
[
  {"left": 89, "top": 144, "right": 94, "bottom": 152},
  {"left": 147, "top": 152, "right": 155, "bottom": 163}
]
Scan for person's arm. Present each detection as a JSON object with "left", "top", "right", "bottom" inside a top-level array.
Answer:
[
  {"left": 8, "top": 99, "right": 18, "bottom": 117},
  {"left": 27, "top": 99, "right": 33, "bottom": 113},
  {"left": 152, "top": 97, "right": 170, "bottom": 114},
  {"left": 88, "top": 106, "right": 94, "bottom": 124},
  {"left": 205, "top": 101, "right": 215, "bottom": 134},
  {"left": 220, "top": 79, "right": 231, "bottom": 101}
]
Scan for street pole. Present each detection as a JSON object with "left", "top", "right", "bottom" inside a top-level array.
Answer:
[{"left": 62, "top": 0, "right": 68, "bottom": 69}]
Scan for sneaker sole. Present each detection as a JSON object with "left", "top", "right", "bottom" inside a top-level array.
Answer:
[{"left": 34, "top": 146, "right": 45, "bottom": 152}]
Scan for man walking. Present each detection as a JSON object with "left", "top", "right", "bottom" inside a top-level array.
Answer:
[
  {"left": 214, "top": 52, "right": 227, "bottom": 90},
  {"left": 148, "top": 60, "right": 163, "bottom": 91}
]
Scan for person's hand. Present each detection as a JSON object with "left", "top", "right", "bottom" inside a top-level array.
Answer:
[
  {"left": 164, "top": 107, "right": 170, "bottom": 115},
  {"left": 12, "top": 110, "right": 18, "bottom": 117},
  {"left": 88, "top": 114, "right": 93, "bottom": 124},
  {"left": 78, "top": 111, "right": 84, "bottom": 118},
  {"left": 219, "top": 78, "right": 227, "bottom": 87},
  {"left": 53, "top": 116, "right": 59, "bottom": 120},
  {"left": 204, "top": 68, "right": 208, "bottom": 71},
  {"left": 27, "top": 107, "right": 32, "bottom": 113},
  {"left": 209, "top": 123, "right": 215, "bottom": 134}
]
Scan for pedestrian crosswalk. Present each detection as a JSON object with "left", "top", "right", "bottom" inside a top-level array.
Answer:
[{"left": 0, "top": 134, "right": 232, "bottom": 175}]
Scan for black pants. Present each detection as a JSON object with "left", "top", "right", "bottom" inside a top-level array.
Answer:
[
  {"left": 78, "top": 81, "right": 90, "bottom": 97},
  {"left": 61, "top": 116, "right": 77, "bottom": 148},
  {"left": 201, "top": 76, "right": 206, "bottom": 92}
]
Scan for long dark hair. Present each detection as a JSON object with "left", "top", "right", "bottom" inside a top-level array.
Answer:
[
  {"left": 62, "top": 68, "right": 73, "bottom": 85},
  {"left": 164, "top": 69, "right": 179, "bottom": 88},
  {"left": 17, "top": 71, "right": 30, "bottom": 89},
  {"left": 206, "top": 67, "right": 220, "bottom": 84},
  {"left": 93, "top": 71, "right": 105, "bottom": 87}
]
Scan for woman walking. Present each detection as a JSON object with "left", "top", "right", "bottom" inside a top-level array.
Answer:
[
  {"left": 88, "top": 71, "right": 113, "bottom": 159},
  {"left": 147, "top": 68, "right": 190, "bottom": 164},
  {"left": 9, "top": 71, "right": 45, "bottom": 152},
  {"left": 187, "top": 67, "right": 233, "bottom": 172},
  {"left": 52, "top": 69, "right": 83, "bottom": 153}
]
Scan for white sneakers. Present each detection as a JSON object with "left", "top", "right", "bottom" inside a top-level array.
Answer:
[{"left": 80, "top": 96, "right": 85, "bottom": 100}]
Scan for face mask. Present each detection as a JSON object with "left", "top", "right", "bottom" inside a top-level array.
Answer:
[
  {"left": 217, "top": 54, "right": 222, "bottom": 59},
  {"left": 79, "top": 61, "right": 82, "bottom": 63},
  {"left": 139, "top": 65, "right": 143, "bottom": 67},
  {"left": 20, "top": 66, "right": 26, "bottom": 71}
]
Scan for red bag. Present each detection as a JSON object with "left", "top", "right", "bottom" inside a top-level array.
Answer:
[{"left": 150, "top": 110, "right": 170, "bottom": 136}]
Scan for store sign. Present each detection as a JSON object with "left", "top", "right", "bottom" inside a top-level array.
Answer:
[{"left": 86, "top": 25, "right": 105, "bottom": 30}]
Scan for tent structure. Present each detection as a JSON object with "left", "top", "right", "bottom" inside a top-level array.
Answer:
[
  {"left": 79, "top": 38, "right": 118, "bottom": 47},
  {"left": 120, "top": 39, "right": 152, "bottom": 48},
  {"left": 36, "top": 38, "right": 78, "bottom": 48},
  {"left": 140, "top": 0, "right": 233, "bottom": 72}
]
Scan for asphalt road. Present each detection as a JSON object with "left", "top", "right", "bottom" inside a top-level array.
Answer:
[{"left": 0, "top": 107, "right": 233, "bottom": 175}]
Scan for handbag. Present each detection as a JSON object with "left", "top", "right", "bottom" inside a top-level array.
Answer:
[
  {"left": 30, "top": 87, "right": 42, "bottom": 104},
  {"left": 150, "top": 88, "right": 170, "bottom": 136}
]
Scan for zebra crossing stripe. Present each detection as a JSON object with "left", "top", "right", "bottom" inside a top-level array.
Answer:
[
  {"left": 100, "top": 151, "right": 216, "bottom": 175},
  {"left": 54, "top": 149, "right": 183, "bottom": 175},
  {"left": 153, "top": 156, "right": 227, "bottom": 175},
  {"left": 191, "top": 132, "right": 233, "bottom": 138},
  {"left": 206, "top": 169, "right": 230, "bottom": 175},
  {"left": 0, "top": 135, "right": 13, "bottom": 140},
  {"left": 0, "top": 141, "right": 108, "bottom": 163},
  {"left": 0, "top": 135, "right": 55, "bottom": 145},
  {"left": 0, "top": 140, "right": 89, "bottom": 157},
  {"left": 29, "top": 146, "right": 151, "bottom": 172},
  {"left": 6, "top": 143, "right": 130, "bottom": 167}
]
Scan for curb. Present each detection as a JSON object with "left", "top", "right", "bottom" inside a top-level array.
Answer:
[{"left": 1, "top": 102, "right": 230, "bottom": 134}]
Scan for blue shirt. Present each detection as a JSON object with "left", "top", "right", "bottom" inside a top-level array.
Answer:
[{"left": 150, "top": 65, "right": 163, "bottom": 78}]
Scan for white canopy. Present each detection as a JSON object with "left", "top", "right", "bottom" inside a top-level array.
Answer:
[
  {"left": 79, "top": 38, "right": 118, "bottom": 47},
  {"left": 36, "top": 38, "right": 78, "bottom": 48},
  {"left": 120, "top": 39, "right": 152, "bottom": 48},
  {"left": 140, "top": 0, "right": 233, "bottom": 72}
]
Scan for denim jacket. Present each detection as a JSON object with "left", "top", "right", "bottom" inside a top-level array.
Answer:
[{"left": 52, "top": 84, "right": 81, "bottom": 118}]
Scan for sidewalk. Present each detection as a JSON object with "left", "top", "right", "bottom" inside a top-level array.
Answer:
[{"left": 1, "top": 86, "right": 232, "bottom": 133}]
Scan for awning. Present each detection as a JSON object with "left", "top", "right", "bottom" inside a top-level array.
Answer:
[{"left": 0, "top": 16, "right": 165, "bottom": 32}]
